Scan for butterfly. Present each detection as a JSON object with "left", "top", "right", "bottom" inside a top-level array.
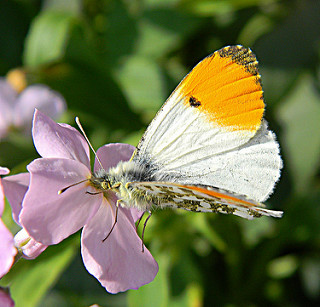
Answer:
[{"left": 90, "top": 45, "right": 283, "bottom": 223}]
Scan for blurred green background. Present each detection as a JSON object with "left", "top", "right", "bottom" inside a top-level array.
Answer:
[{"left": 1, "top": 0, "right": 320, "bottom": 306}]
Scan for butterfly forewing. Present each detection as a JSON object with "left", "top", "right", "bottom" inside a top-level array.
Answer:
[
  {"left": 132, "top": 45, "right": 282, "bottom": 204},
  {"left": 127, "top": 181, "right": 283, "bottom": 220}
]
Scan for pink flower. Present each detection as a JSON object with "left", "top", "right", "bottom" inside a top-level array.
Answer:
[
  {"left": 19, "top": 110, "right": 158, "bottom": 293},
  {"left": 0, "top": 287, "right": 14, "bottom": 307},
  {"left": 0, "top": 78, "right": 66, "bottom": 139},
  {"left": 1, "top": 172, "right": 48, "bottom": 260},
  {"left": 13, "top": 228, "right": 47, "bottom": 259},
  {"left": 0, "top": 170, "right": 47, "bottom": 277},
  {"left": 0, "top": 167, "right": 17, "bottom": 278}
]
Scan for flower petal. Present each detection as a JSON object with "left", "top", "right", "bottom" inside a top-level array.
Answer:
[
  {"left": 95, "top": 143, "right": 135, "bottom": 171},
  {"left": 130, "top": 208, "right": 146, "bottom": 223},
  {"left": 0, "top": 219, "right": 16, "bottom": 278},
  {"left": 14, "top": 85, "right": 66, "bottom": 130},
  {"left": 0, "top": 79, "right": 17, "bottom": 138},
  {"left": 0, "top": 167, "right": 9, "bottom": 176},
  {"left": 0, "top": 168, "right": 10, "bottom": 216},
  {"left": 32, "top": 109, "right": 90, "bottom": 167},
  {"left": 14, "top": 228, "right": 47, "bottom": 259},
  {"left": 81, "top": 199, "right": 158, "bottom": 293},
  {"left": 20, "top": 158, "right": 101, "bottom": 245},
  {"left": 0, "top": 287, "right": 15, "bottom": 307},
  {"left": 2, "top": 173, "right": 29, "bottom": 224}
]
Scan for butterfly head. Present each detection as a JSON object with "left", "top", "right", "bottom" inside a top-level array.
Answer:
[
  {"left": 89, "top": 168, "right": 121, "bottom": 193},
  {"left": 89, "top": 169, "right": 110, "bottom": 190}
]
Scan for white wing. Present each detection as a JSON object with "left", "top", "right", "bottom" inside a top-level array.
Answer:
[{"left": 132, "top": 46, "right": 282, "bottom": 203}]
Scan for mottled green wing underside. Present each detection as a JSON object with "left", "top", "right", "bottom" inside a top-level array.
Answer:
[{"left": 127, "top": 181, "right": 283, "bottom": 220}]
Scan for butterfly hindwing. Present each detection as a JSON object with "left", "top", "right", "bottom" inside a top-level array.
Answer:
[{"left": 127, "top": 181, "right": 283, "bottom": 220}]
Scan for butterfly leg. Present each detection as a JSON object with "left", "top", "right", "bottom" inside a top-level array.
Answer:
[
  {"left": 141, "top": 210, "right": 152, "bottom": 253},
  {"left": 102, "top": 199, "right": 120, "bottom": 242},
  {"left": 135, "top": 211, "right": 146, "bottom": 230}
]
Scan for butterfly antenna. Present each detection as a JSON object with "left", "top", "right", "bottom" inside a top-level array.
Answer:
[{"left": 75, "top": 117, "right": 104, "bottom": 170}]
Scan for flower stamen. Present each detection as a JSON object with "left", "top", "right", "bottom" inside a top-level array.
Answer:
[{"left": 58, "top": 179, "right": 88, "bottom": 194}]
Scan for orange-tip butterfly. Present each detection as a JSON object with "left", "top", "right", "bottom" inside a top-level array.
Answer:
[{"left": 90, "top": 45, "right": 283, "bottom": 221}]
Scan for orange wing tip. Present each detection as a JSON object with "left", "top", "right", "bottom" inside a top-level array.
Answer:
[
  {"left": 217, "top": 45, "right": 261, "bottom": 80},
  {"left": 180, "top": 45, "right": 265, "bottom": 132}
]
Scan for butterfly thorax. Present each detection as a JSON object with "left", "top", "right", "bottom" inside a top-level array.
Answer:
[{"left": 91, "top": 160, "right": 156, "bottom": 211}]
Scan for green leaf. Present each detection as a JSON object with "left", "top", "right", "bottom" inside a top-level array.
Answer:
[
  {"left": 23, "top": 11, "right": 76, "bottom": 67},
  {"left": 188, "top": 214, "right": 226, "bottom": 253},
  {"left": 102, "top": 1, "right": 138, "bottom": 66},
  {"left": 115, "top": 56, "right": 166, "bottom": 114},
  {"left": 277, "top": 74, "right": 320, "bottom": 193},
  {"left": 240, "top": 218, "right": 276, "bottom": 246},
  {"left": 0, "top": 237, "right": 78, "bottom": 307},
  {"left": 42, "top": 62, "right": 142, "bottom": 132},
  {"left": 143, "top": 0, "right": 181, "bottom": 7},
  {"left": 136, "top": 8, "right": 201, "bottom": 58},
  {"left": 259, "top": 67, "right": 298, "bottom": 108},
  {"left": 122, "top": 130, "right": 144, "bottom": 147},
  {"left": 42, "top": 0, "right": 81, "bottom": 13},
  {"left": 127, "top": 252, "right": 169, "bottom": 307},
  {"left": 301, "top": 258, "right": 320, "bottom": 298},
  {"left": 238, "top": 14, "right": 274, "bottom": 47},
  {"left": 253, "top": 1, "right": 320, "bottom": 69},
  {"left": 2, "top": 198, "right": 20, "bottom": 234},
  {"left": 181, "top": 0, "right": 265, "bottom": 16},
  {"left": 267, "top": 255, "right": 298, "bottom": 279},
  {"left": 170, "top": 283, "right": 203, "bottom": 307}
]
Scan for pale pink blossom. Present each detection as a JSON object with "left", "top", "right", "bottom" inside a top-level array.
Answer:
[
  {"left": 13, "top": 228, "right": 47, "bottom": 259},
  {"left": 0, "top": 287, "right": 14, "bottom": 307},
  {"left": 1, "top": 171, "right": 48, "bottom": 259},
  {"left": 20, "top": 110, "right": 158, "bottom": 293},
  {"left": 0, "top": 171, "right": 47, "bottom": 276},
  {"left": 2, "top": 172, "right": 48, "bottom": 259},
  {"left": 0, "top": 167, "right": 16, "bottom": 278},
  {"left": 0, "top": 78, "right": 66, "bottom": 139}
]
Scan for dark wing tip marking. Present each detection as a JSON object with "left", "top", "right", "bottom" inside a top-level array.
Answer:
[{"left": 218, "top": 45, "right": 261, "bottom": 85}]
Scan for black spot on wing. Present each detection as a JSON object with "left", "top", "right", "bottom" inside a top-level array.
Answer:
[{"left": 189, "top": 96, "right": 201, "bottom": 107}]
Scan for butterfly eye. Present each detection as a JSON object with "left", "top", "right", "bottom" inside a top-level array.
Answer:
[
  {"left": 101, "top": 181, "right": 108, "bottom": 190},
  {"left": 111, "top": 182, "right": 121, "bottom": 190}
]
